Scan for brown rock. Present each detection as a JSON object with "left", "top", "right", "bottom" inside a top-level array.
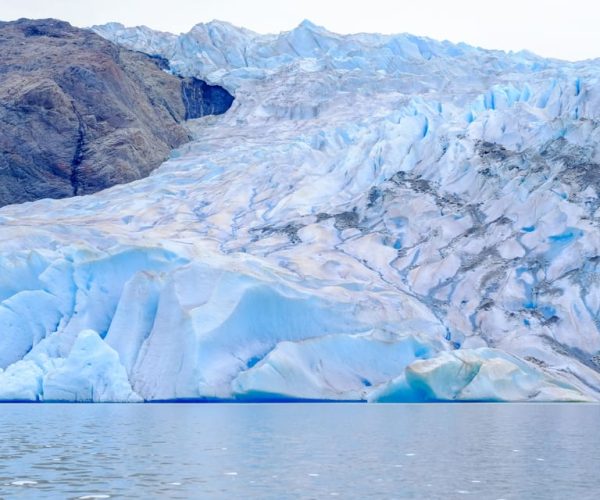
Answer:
[{"left": 0, "top": 18, "right": 233, "bottom": 206}]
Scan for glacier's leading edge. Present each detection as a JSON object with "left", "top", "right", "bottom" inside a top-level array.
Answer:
[{"left": 1, "top": 20, "right": 599, "bottom": 402}]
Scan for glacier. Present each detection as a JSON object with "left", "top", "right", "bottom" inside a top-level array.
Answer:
[{"left": 1, "top": 20, "right": 600, "bottom": 401}]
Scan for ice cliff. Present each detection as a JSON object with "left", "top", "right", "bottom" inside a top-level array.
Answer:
[{"left": 1, "top": 20, "right": 600, "bottom": 401}]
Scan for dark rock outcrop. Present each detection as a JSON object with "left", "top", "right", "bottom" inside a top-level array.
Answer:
[
  {"left": 182, "top": 78, "right": 234, "bottom": 119},
  {"left": 0, "top": 18, "right": 234, "bottom": 207}
]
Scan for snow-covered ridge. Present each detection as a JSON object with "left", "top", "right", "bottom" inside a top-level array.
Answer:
[
  {"left": 1, "top": 21, "right": 600, "bottom": 401},
  {"left": 93, "top": 19, "right": 552, "bottom": 77}
]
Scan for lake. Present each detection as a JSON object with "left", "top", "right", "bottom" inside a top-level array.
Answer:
[{"left": 0, "top": 403, "right": 598, "bottom": 499}]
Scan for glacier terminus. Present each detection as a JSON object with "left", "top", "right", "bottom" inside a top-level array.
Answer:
[{"left": 1, "top": 19, "right": 600, "bottom": 402}]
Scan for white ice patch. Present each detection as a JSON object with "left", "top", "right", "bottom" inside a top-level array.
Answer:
[
  {"left": 0, "top": 360, "right": 43, "bottom": 401},
  {"left": 42, "top": 330, "right": 141, "bottom": 402},
  {"left": 232, "top": 332, "right": 442, "bottom": 401},
  {"left": 369, "top": 348, "right": 592, "bottom": 402}
]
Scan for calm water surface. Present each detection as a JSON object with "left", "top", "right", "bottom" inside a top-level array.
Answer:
[{"left": 0, "top": 403, "right": 598, "bottom": 499}]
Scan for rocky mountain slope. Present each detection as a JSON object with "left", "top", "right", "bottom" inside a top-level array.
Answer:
[
  {"left": 0, "top": 18, "right": 233, "bottom": 207},
  {"left": 0, "top": 20, "right": 599, "bottom": 402}
]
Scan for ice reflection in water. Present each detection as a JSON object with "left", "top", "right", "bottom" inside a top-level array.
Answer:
[{"left": 0, "top": 403, "right": 598, "bottom": 499}]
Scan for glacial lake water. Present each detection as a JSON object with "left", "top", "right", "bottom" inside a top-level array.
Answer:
[{"left": 0, "top": 403, "right": 598, "bottom": 499}]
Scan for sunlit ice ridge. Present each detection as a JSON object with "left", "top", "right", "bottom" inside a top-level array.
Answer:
[{"left": 1, "top": 19, "right": 600, "bottom": 402}]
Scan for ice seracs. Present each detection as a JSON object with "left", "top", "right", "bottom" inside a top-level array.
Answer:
[
  {"left": 43, "top": 330, "right": 141, "bottom": 403},
  {"left": 0, "top": 20, "right": 599, "bottom": 401},
  {"left": 0, "top": 360, "right": 44, "bottom": 401},
  {"left": 232, "top": 331, "right": 443, "bottom": 401},
  {"left": 369, "top": 348, "right": 593, "bottom": 402}
]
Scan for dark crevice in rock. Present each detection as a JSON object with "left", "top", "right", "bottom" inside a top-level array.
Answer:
[
  {"left": 70, "top": 104, "right": 86, "bottom": 196},
  {"left": 135, "top": 52, "right": 235, "bottom": 120},
  {"left": 181, "top": 78, "right": 234, "bottom": 119}
]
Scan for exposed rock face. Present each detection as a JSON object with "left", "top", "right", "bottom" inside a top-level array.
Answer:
[
  {"left": 182, "top": 78, "right": 235, "bottom": 119},
  {"left": 0, "top": 19, "right": 233, "bottom": 207}
]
